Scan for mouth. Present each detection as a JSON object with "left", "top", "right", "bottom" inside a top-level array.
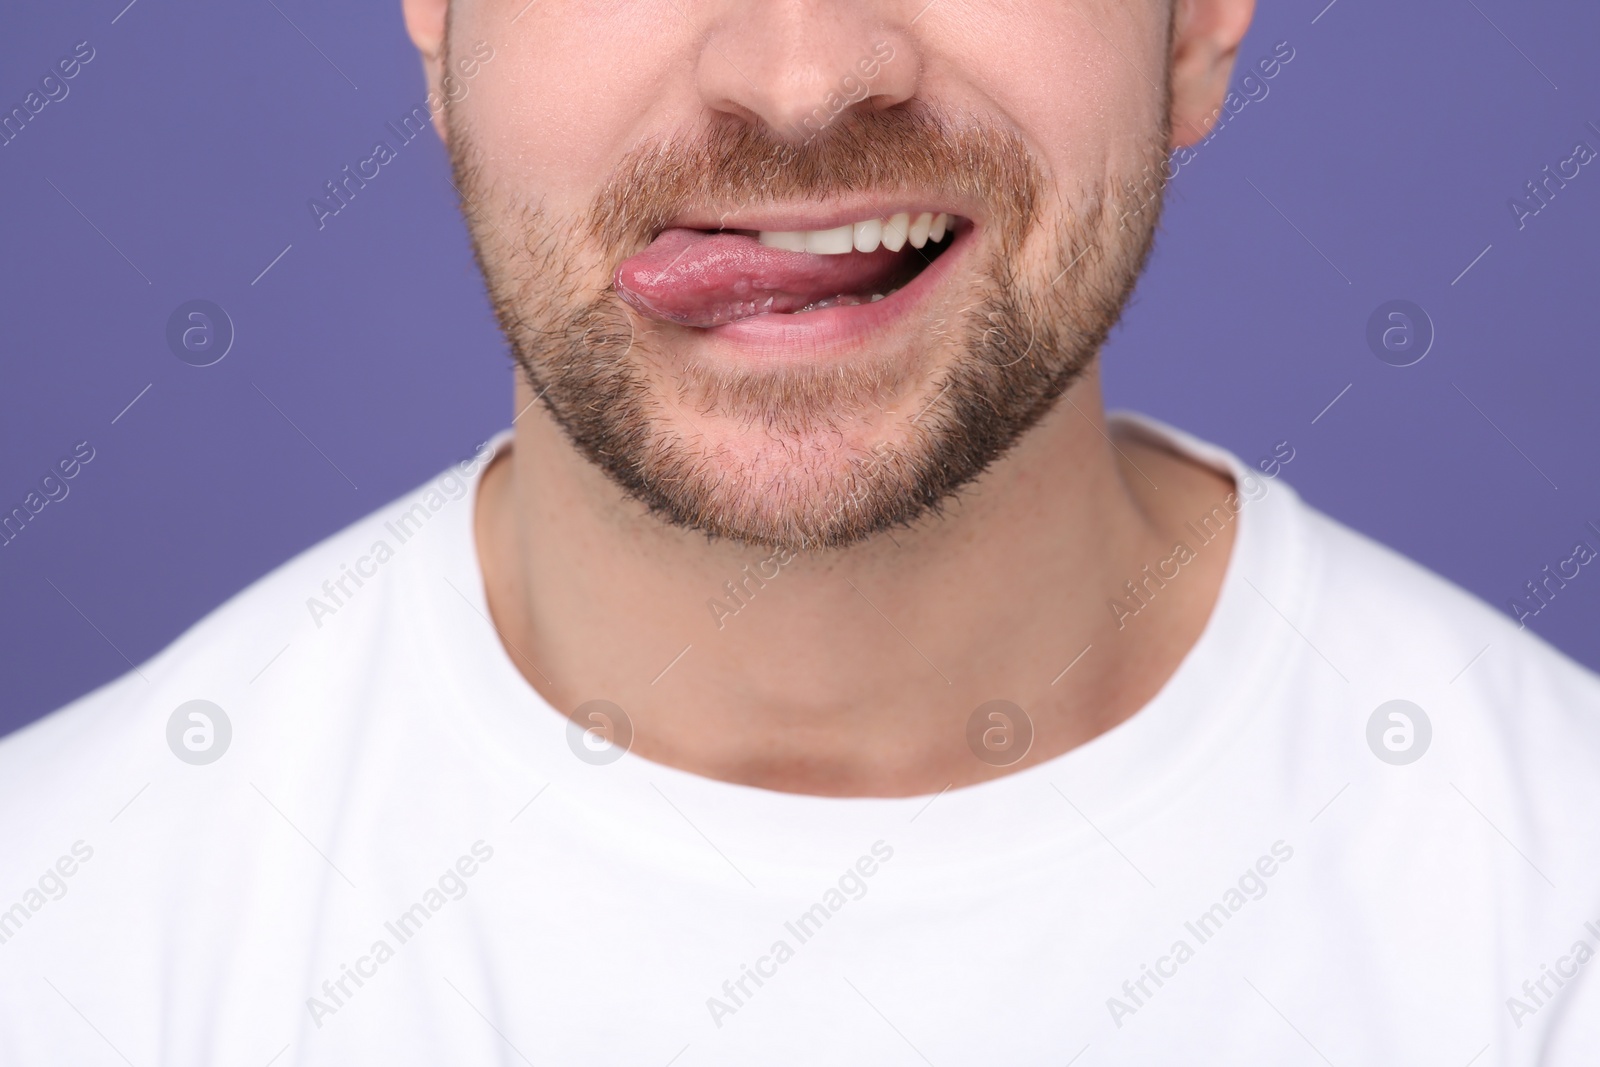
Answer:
[{"left": 613, "top": 210, "right": 968, "bottom": 331}]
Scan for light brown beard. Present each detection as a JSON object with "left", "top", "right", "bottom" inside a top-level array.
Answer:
[{"left": 448, "top": 104, "right": 1168, "bottom": 550}]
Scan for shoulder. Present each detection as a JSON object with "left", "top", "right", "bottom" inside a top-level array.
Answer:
[
  {"left": 1248, "top": 493, "right": 1600, "bottom": 1049},
  {"left": 1278, "top": 489, "right": 1600, "bottom": 878},
  {"left": 0, "top": 443, "right": 499, "bottom": 1049},
  {"left": 0, "top": 440, "right": 498, "bottom": 865},
  {"left": 1295, "top": 496, "right": 1600, "bottom": 723}
]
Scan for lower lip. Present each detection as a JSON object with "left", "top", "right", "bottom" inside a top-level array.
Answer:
[{"left": 691, "top": 227, "right": 974, "bottom": 363}]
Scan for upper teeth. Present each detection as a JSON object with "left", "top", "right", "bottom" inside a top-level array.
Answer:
[{"left": 758, "top": 212, "right": 953, "bottom": 255}]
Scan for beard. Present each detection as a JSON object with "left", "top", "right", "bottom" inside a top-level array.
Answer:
[{"left": 448, "top": 100, "right": 1168, "bottom": 551}]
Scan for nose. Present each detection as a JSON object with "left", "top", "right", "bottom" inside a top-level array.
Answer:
[{"left": 695, "top": 1, "right": 920, "bottom": 140}]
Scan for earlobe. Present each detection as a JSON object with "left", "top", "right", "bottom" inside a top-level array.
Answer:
[
  {"left": 401, "top": 0, "right": 452, "bottom": 142},
  {"left": 1167, "top": 0, "right": 1256, "bottom": 149},
  {"left": 402, "top": 0, "right": 448, "bottom": 60}
]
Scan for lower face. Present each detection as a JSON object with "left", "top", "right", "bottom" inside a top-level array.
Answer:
[{"left": 446, "top": 3, "right": 1171, "bottom": 549}]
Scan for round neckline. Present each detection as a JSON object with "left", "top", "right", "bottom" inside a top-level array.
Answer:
[{"left": 424, "top": 413, "right": 1310, "bottom": 880}]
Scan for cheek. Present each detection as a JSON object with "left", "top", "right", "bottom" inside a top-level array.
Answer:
[
  {"left": 925, "top": 2, "right": 1167, "bottom": 188},
  {"left": 452, "top": 4, "right": 696, "bottom": 212}
]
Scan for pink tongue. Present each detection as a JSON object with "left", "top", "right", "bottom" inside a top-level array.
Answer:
[{"left": 614, "top": 227, "right": 907, "bottom": 328}]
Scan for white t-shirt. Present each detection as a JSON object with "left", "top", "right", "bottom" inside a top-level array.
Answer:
[{"left": 2, "top": 414, "right": 1598, "bottom": 1067}]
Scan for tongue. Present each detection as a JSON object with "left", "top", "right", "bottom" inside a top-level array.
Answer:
[{"left": 614, "top": 227, "right": 908, "bottom": 328}]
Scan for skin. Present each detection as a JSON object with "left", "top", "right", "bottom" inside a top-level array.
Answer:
[{"left": 401, "top": 0, "right": 1257, "bottom": 796}]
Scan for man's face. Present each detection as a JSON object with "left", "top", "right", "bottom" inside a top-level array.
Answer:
[{"left": 444, "top": 1, "right": 1173, "bottom": 548}]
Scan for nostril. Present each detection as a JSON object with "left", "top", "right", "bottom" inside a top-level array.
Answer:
[{"left": 694, "top": 25, "right": 919, "bottom": 142}]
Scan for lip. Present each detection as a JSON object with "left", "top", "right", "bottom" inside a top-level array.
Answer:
[
  {"left": 684, "top": 220, "right": 976, "bottom": 363},
  {"left": 667, "top": 197, "right": 983, "bottom": 236}
]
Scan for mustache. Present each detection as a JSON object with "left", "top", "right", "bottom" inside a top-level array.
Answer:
[
  {"left": 444, "top": 89, "right": 1171, "bottom": 549},
  {"left": 584, "top": 106, "right": 1046, "bottom": 259}
]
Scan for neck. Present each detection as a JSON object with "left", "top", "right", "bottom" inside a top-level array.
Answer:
[{"left": 476, "top": 368, "right": 1237, "bottom": 796}]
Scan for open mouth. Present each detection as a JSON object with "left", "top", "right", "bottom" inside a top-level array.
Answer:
[{"left": 614, "top": 211, "right": 965, "bottom": 329}]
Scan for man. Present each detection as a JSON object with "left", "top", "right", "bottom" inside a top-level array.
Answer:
[{"left": 1, "top": 0, "right": 1596, "bottom": 1063}]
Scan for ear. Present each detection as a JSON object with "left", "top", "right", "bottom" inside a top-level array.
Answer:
[
  {"left": 402, "top": 0, "right": 452, "bottom": 142},
  {"left": 1167, "top": 0, "right": 1256, "bottom": 149}
]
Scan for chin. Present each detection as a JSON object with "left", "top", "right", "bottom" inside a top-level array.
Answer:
[{"left": 628, "top": 413, "right": 921, "bottom": 549}]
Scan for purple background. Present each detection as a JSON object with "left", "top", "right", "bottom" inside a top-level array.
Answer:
[{"left": 2, "top": 0, "right": 1597, "bottom": 738}]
